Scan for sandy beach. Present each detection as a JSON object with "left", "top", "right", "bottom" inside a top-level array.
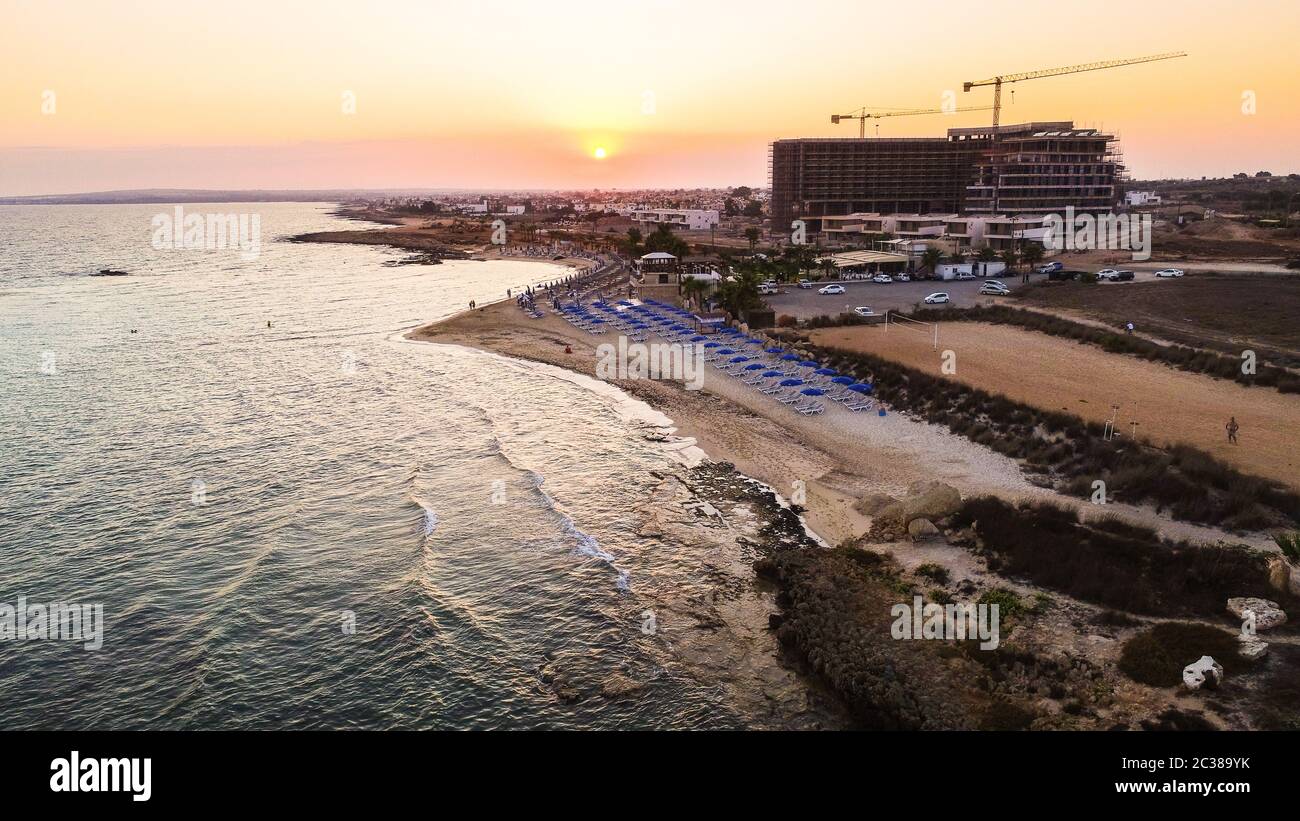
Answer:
[{"left": 410, "top": 298, "right": 1273, "bottom": 550}]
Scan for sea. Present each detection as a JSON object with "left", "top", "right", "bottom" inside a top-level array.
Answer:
[{"left": 0, "top": 203, "right": 829, "bottom": 729}]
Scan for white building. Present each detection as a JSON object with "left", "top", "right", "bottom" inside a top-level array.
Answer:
[
  {"left": 1125, "top": 191, "right": 1162, "bottom": 206},
  {"left": 630, "top": 208, "right": 720, "bottom": 231}
]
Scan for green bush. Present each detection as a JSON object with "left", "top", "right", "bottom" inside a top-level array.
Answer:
[
  {"left": 1118, "top": 622, "right": 1246, "bottom": 687},
  {"left": 1275, "top": 532, "right": 1300, "bottom": 564}
]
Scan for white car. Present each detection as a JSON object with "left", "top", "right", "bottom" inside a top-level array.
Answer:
[
  {"left": 871, "top": 274, "right": 893, "bottom": 284},
  {"left": 1096, "top": 269, "right": 1119, "bottom": 281},
  {"left": 979, "top": 283, "right": 1010, "bottom": 295},
  {"left": 853, "top": 306, "right": 875, "bottom": 317},
  {"left": 818, "top": 284, "right": 845, "bottom": 295},
  {"left": 797, "top": 279, "right": 813, "bottom": 289},
  {"left": 1154, "top": 268, "right": 1185, "bottom": 278},
  {"left": 923, "top": 292, "right": 950, "bottom": 304},
  {"left": 955, "top": 271, "right": 977, "bottom": 281},
  {"left": 895, "top": 273, "right": 911, "bottom": 282}
]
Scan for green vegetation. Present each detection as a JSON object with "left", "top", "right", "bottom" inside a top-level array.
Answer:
[
  {"left": 951, "top": 497, "right": 1287, "bottom": 617},
  {"left": 977, "top": 587, "right": 1026, "bottom": 618},
  {"left": 1118, "top": 622, "right": 1247, "bottom": 687},
  {"left": 1275, "top": 531, "right": 1300, "bottom": 564},
  {"left": 915, "top": 563, "right": 950, "bottom": 585}
]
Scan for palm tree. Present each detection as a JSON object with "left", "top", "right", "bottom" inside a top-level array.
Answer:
[
  {"left": 681, "top": 276, "right": 710, "bottom": 311},
  {"left": 976, "top": 246, "right": 998, "bottom": 263},
  {"left": 1021, "top": 243, "right": 1044, "bottom": 270},
  {"left": 1000, "top": 247, "right": 1020, "bottom": 273},
  {"left": 920, "top": 247, "right": 944, "bottom": 277},
  {"left": 744, "top": 227, "right": 761, "bottom": 252},
  {"left": 625, "top": 227, "right": 642, "bottom": 257}
]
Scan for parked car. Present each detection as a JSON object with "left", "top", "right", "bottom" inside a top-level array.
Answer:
[
  {"left": 1155, "top": 268, "right": 1185, "bottom": 278},
  {"left": 757, "top": 284, "right": 776, "bottom": 295},
  {"left": 1035, "top": 261, "right": 1064, "bottom": 274},
  {"left": 853, "top": 306, "right": 875, "bottom": 317},
  {"left": 818, "top": 284, "right": 845, "bottom": 295},
  {"left": 1096, "top": 269, "right": 1120, "bottom": 281},
  {"left": 923, "top": 292, "right": 950, "bottom": 304},
  {"left": 872, "top": 274, "right": 893, "bottom": 284},
  {"left": 955, "top": 271, "right": 977, "bottom": 280},
  {"left": 1116, "top": 270, "right": 1136, "bottom": 281},
  {"left": 979, "top": 282, "right": 1010, "bottom": 295},
  {"left": 895, "top": 273, "right": 911, "bottom": 282},
  {"left": 797, "top": 279, "right": 813, "bottom": 289}
]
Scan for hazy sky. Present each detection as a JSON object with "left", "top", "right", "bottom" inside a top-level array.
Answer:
[{"left": 2, "top": 0, "right": 1297, "bottom": 195}]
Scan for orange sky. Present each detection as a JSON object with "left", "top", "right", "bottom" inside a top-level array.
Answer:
[{"left": 1, "top": 0, "right": 1297, "bottom": 195}]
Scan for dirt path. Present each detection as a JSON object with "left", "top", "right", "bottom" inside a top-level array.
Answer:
[{"left": 812, "top": 322, "right": 1300, "bottom": 491}]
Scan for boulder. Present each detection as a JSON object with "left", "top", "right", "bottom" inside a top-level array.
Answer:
[
  {"left": 1266, "top": 557, "right": 1300, "bottom": 598},
  {"left": 1182, "top": 656, "right": 1223, "bottom": 691},
  {"left": 907, "top": 518, "right": 942, "bottom": 541},
  {"left": 853, "top": 493, "right": 898, "bottom": 516},
  {"left": 1237, "top": 634, "right": 1269, "bottom": 662},
  {"left": 875, "top": 482, "right": 962, "bottom": 527},
  {"left": 1226, "top": 597, "right": 1287, "bottom": 631}
]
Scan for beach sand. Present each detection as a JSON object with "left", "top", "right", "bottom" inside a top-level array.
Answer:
[{"left": 410, "top": 299, "right": 1267, "bottom": 549}]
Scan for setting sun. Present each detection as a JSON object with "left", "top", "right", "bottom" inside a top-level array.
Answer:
[{"left": 593, "top": 147, "right": 607, "bottom": 160}]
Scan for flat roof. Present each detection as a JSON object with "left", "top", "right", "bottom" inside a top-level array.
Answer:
[{"left": 816, "top": 250, "right": 909, "bottom": 267}]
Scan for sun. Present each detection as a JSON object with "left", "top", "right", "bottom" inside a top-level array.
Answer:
[{"left": 593, "top": 146, "right": 607, "bottom": 160}]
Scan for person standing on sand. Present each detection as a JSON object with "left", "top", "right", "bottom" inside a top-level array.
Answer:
[{"left": 1226, "top": 416, "right": 1240, "bottom": 444}]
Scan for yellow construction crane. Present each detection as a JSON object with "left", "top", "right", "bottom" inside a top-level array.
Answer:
[
  {"left": 963, "top": 51, "right": 1186, "bottom": 214},
  {"left": 831, "top": 105, "right": 994, "bottom": 138},
  {"left": 962, "top": 52, "right": 1187, "bottom": 128}
]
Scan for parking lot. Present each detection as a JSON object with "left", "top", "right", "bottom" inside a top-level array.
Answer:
[{"left": 764, "top": 275, "right": 1028, "bottom": 319}]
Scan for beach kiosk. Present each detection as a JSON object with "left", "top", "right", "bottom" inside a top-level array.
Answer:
[{"left": 635, "top": 252, "right": 683, "bottom": 306}]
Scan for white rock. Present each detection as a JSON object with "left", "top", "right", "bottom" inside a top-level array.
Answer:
[
  {"left": 1237, "top": 634, "right": 1268, "bottom": 661},
  {"left": 1226, "top": 597, "right": 1288, "bottom": 631},
  {"left": 1182, "top": 655, "right": 1223, "bottom": 691}
]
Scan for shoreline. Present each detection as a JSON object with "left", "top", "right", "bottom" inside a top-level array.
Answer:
[{"left": 407, "top": 298, "right": 1270, "bottom": 550}]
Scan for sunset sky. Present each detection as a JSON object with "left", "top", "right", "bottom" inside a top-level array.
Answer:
[{"left": 2, "top": 0, "right": 1297, "bottom": 195}]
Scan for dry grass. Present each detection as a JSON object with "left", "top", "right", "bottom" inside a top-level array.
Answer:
[{"left": 810, "top": 321, "right": 1300, "bottom": 492}]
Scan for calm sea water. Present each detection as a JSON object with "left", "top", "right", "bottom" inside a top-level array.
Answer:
[{"left": 0, "top": 203, "right": 775, "bottom": 729}]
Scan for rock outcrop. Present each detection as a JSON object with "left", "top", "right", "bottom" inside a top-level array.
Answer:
[
  {"left": 907, "top": 518, "right": 942, "bottom": 541},
  {"left": 874, "top": 482, "right": 962, "bottom": 528},
  {"left": 1182, "top": 656, "right": 1223, "bottom": 691},
  {"left": 1226, "top": 597, "right": 1287, "bottom": 631}
]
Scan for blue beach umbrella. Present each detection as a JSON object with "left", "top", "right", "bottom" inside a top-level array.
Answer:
[
  {"left": 762, "top": 370, "right": 784, "bottom": 378},
  {"left": 765, "top": 347, "right": 783, "bottom": 354},
  {"left": 690, "top": 335, "right": 707, "bottom": 342},
  {"left": 704, "top": 342, "right": 721, "bottom": 348},
  {"left": 797, "top": 360, "right": 818, "bottom": 369},
  {"left": 744, "top": 363, "right": 765, "bottom": 371},
  {"left": 729, "top": 355, "right": 751, "bottom": 363},
  {"left": 780, "top": 353, "right": 800, "bottom": 361},
  {"left": 716, "top": 348, "right": 735, "bottom": 355},
  {"left": 848, "top": 383, "right": 872, "bottom": 394},
  {"left": 814, "top": 368, "right": 838, "bottom": 376},
  {"left": 779, "top": 378, "right": 805, "bottom": 387},
  {"left": 800, "top": 388, "right": 826, "bottom": 396},
  {"left": 831, "top": 376, "right": 855, "bottom": 385}
]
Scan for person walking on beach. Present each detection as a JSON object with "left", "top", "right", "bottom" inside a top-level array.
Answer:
[{"left": 1226, "top": 416, "right": 1240, "bottom": 445}]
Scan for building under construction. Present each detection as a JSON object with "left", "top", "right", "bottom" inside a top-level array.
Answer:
[{"left": 769, "top": 121, "right": 1122, "bottom": 229}]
